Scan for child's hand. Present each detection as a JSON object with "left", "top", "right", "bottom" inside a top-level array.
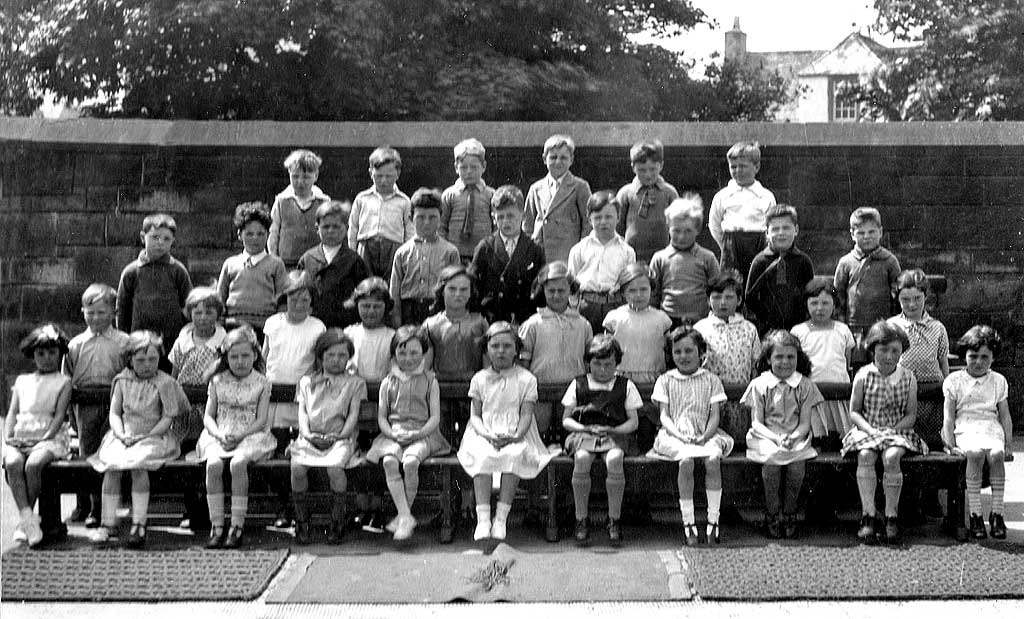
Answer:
[
  {"left": 780, "top": 435, "right": 795, "bottom": 449},
  {"left": 221, "top": 433, "right": 240, "bottom": 450},
  {"left": 586, "top": 425, "right": 608, "bottom": 437},
  {"left": 6, "top": 436, "right": 26, "bottom": 448}
]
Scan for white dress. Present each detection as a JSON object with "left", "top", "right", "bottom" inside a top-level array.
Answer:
[
  {"left": 9, "top": 373, "right": 71, "bottom": 459},
  {"left": 288, "top": 373, "right": 366, "bottom": 467},
  {"left": 457, "top": 366, "right": 557, "bottom": 479},
  {"left": 943, "top": 369, "right": 1009, "bottom": 452},
  {"left": 264, "top": 313, "right": 326, "bottom": 428},
  {"left": 193, "top": 371, "right": 276, "bottom": 462}
]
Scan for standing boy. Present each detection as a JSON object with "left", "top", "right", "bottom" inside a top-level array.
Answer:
[
  {"left": 441, "top": 138, "right": 495, "bottom": 263},
  {"left": 615, "top": 139, "right": 679, "bottom": 265},
  {"left": 298, "top": 201, "right": 371, "bottom": 330},
  {"left": 470, "top": 185, "right": 546, "bottom": 325},
  {"left": 650, "top": 194, "right": 721, "bottom": 327},
  {"left": 268, "top": 149, "right": 331, "bottom": 268},
  {"left": 389, "top": 188, "right": 461, "bottom": 327},
  {"left": 745, "top": 205, "right": 815, "bottom": 334},
  {"left": 523, "top": 134, "right": 592, "bottom": 264},
  {"left": 348, "top": 146, "right": 415, "bottom": 282},
  {"left": 709, "top": 141, "right": 776, "bottom": 279},
  {"left": 567, "top": 191, "right": 636, "bottom": 334}
]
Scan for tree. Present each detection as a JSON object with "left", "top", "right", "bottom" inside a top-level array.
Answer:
[
  {"left": 856, "top": 0, "right": 1024, "bottom": 120},
  {"left": 694, "top": 58, "right": 797, "bottom": 122}
]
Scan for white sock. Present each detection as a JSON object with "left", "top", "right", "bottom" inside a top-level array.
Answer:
[
  {"left": 678, "top": 499, "right": 695, "bottom": 525},
  {"left": 131, "top": 491, "right": 150, "bottom": 525}
]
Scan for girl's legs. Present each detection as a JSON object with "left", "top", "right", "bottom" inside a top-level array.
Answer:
[
  {"left": 492, "top": 474, "right": 520, "bottom": 540},
  {"left": 290, "top": 462, "right": 312, "bottom": 544},
  {"left": 604, "top": 449, "right": 625, "bottom": 521},
  {"left": 100, "top": 471, "right": 121, "bottom": 529},
  {"left": 571, "top": 451, "right": 595, "bottom": 523},
  {"left": 472, "top": 474, "right": 493, "bottom": 540},
  {"left": 326, "top": 467, "right": 349, "bottom": 543},
  {"left": 396, "top": 455, "right": 422, "bottom": 539},
  {"left": 205, "top": 459, "right": 226, "bottom": 531},
  {"left": 761, "top": 464, "right": 782, "bottom": 523},
  {"left": 3, "top": 450, "right": 30, "bottom": 511},
  {"left": 987, "top": 448, "right": 1007, "bottom": 538},
  {"left": 129, "top": 469, "right": 150, "bottom": 526},
  {"left": 963, "top": 450, "right": 986, "bottom": 536},
  {"left": 704, "top": 455, "right": 722, "bottom": 540},
  {"left": 880, "top": 447, "right": 906, "bottom": 541},
  {"left": 229, "top": 455, "right": 250, "bottom": 529},
  {"left": 677, "top": 460, "right": 699, "bottom": 542},
  {"left": 382, "top": 456, "right": 413, "bottom": 539},
  {"left": 782, "top": 461, "right": 806, "bottom": 537},
  {"left": 23, "top": 450, "right": 55, "bottom": 509},
  {"left": 855, "top": 449, "right": 879, "bottom": 540}
]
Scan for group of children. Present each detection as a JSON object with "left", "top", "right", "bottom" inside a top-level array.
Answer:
[{"left": 4, "top": 137, "right": 1013, "bottom": 551}]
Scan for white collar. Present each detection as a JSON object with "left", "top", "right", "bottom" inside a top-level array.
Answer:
[
  {"left": 706, "top": 312, "right": 745, "bottom": 326},
  {"left": 762, "top": 370, "right": 804, "bottom": 388},
  {"left": 244, "top": 250, "right": 268, "bottom": 265}
]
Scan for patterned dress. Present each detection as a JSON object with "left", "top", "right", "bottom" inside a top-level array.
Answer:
[
  {"left": 9, "top": 373, "right": 71, "bottom": 458},
  {"left": 193, "top": 371, "right": 276, "bottom": 461},
  {"left": 694, "top": 312, "right": 761, "bottom": 443},
  {"left": 169, "top": 324, "right": 226, "bottom": 444},
  {"left": 648, "top": 369, "right": 734, "bottom": 460},
  {"left": 289, "top": 373, "right": 367, "bottom": 467},
  {"left": 887, "top": 312, "right": 949, "bottom": 442},
  {"left": 943, "top": 370, "right": 1009, "bottom": 452},
  {"left": 742, "top": 371, "right": 821, "bottom": 465},
  {"left": 841, "top": 364, "right": 928, "bottom": 456},
  {"left": 89, "top": 369, "right": 185, "bottom": 471}
]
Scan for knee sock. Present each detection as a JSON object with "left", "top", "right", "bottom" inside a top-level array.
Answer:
[
  {"left": 856, "top": 466, "right": 877, "bottom": 516},
  {"left": 678, "top": 499, "right": 695, "bottom": 525},
  {"left": 130, "top": 491, "right": 149, "bottom": 525},
  {"left": 404, "top": 466, "right": 420, "bottom": 506},
  {"left": 494, "top": 501, "right": 512, "bottom": 526},
  {"left": 881, "top": 472, "right": 903, "bottom": 518},
  {"left": 207, "top": 493, "right": 225, "bottom": 527},
  {"left": 990, "top": 472, "right": 1005, "bottom": 514},
  {"left": 783, "top": 463, "right": 805, "bottom": 516},
  {"left": 571, "top": 470, "right": 592, "bottom": 520},
  {"left": 101, "top": 492, "right": 119, "bottom": 527},
  {"left": 476, "top": 504, "right": 491, "bottom": 525},
  {"left": 761, "top": 465, "right": 781, "bottom": 516},
  {"left": 230, "top": 496, "right": 248, "bottom": 527},
  {"left": 606, "top": 471, "right": 625, "bottom": 520},
  {"left": 966, "top": 472, "right": 983, "bottom": 515},
  {"left": 386, "top": 475, "right": 411, "bottom": 517},
  {"left": 706, "top": 489, "right": 723, "bottom": 524}
]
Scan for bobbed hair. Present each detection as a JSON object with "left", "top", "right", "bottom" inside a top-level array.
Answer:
[{"left": 754, "top": 329, "right": 813, "bottom": 376}]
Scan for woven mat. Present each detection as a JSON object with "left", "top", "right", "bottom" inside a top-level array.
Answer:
[
  {"left": 1, "top": 548, "right": 289, "bottom": 601},
  {"left": 680, "top": 543, "right": 1024, "bottom": 600},
  {"left": 268, "top": 543, "right": 686, "bottom": 603}
]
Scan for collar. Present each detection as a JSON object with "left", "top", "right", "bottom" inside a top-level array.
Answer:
[
  {"left": 309, "top": 371, "right": 350, "bottom": 387},
  {"left": 499, "top": 232, "right": 520, "bottom": 246},
  {"left": 392, "top": 361, "right": 427, "bottom": 381},
  {"left": 667, "top": 368, "right": 707, "bottom": 381},
  {"left": 853, "top": 245, "right": 892, "bottom": 261},
  {"left": 762, "top": 370, "right": 804, "bottom": 388},
  {"left": 864, "top": 363, "right": 905, "bottom": 383},
  {"left": 631, "top": 175, "right": 666, "bottom": 191},
  {"left": 279, "top": 184, "right": 328, "bottom": 202},
  {"left": 896, "top": 311, "right": 934, "bottom": 326},
  {"left": 539, "top": 306, "right": 581, "bottom": 320},
  {"left": 244, "top": 250, "right": 268, "bottom": 265},
  {"left": 546, "top": 173, "right": 569, "bottom": 187},
  {"left": 138, "top": 250, "right": 172, "bottom": 265},
  {"left": 483, "top": 365, "right": 519, "bottom": 381},
  {"left": 372, "top": 185, "right": 401, "bottom": 200},
  {"left": 454, "top": 178, "right": 487, "bottom": 193},
  {"left": 669, "top": 242, "right": 701, "bottom": 256},
  {"left": 706, "top": 312, "right": 745, "bottom": 326},
  {"left": 86, "top": 326, "right": 115, "bottom": 339},
  {"left": 322, "top": 242, "right": 343, "bottom": 254},
  {"left": 412, "top": 235, "right": 439, "bottom": 244},
  {"left": 724, "top": 179, "right": 769, "bottom": 197},
  {"left": 585, "top": 231, "right": 625, "bottom": 247}
]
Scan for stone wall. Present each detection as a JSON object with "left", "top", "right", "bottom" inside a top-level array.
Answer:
[{"left": 2, "top": 120, "right": 1022, "bottom": 423}]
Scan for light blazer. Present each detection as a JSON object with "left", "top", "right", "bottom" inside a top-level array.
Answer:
[{"left": 522, "top": 172, "right": 592, "bottom": 264}]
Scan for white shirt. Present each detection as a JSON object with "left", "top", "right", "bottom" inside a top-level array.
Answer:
[
  {"left": 708, "top": 180, "right": 777, "bottom": 248},
  {"left": 567, "top": 233, "right": 636, "bottom": 292}
]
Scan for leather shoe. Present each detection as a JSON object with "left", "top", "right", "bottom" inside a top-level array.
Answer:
[
  {"left": 124, "top": 524, "right": 146, "bottom": 549},
  {"left": 574, "top": 518, "right": 589, "bottom": 542},
  {"left": 989, "top": 512, "right": 1007, "bottom": 539},
  {"left": 223, "top": 525, "right": 244, "bottom": 549},
  {"left": 206, "top": 526, "right": 226, "bottom": 549}
]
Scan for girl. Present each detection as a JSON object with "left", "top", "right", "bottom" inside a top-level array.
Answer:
[
  {"left": 423, "top": 264, "right": 488, "bottom": 381},
  {"left": 887, "top": 269, "right": 950, "bottom": 384},
  {"left": 194, "top": 325, "right": 276, "bottom": 549},
  {"left": 169, "top": 286, "right": 227, "bottom": 530},
  {"left": 942, "top": 325, "right": 1013, "bottom": 540},
  {"left": 89, "top": 331, "right": 186, "bottom": 547},
  {"left": 649, "top": 327, "right": 734, "bottom": 545},
  {"left": 560, "top": 335, "right": 640, "bottom": 543},
  {"left": 791, "top": 280, "right": 855, "bottom": 442},
  {"left": 458, "top": 322, "right": 555, "bottom": 541},
  {"left": 742, "top": 330, "right": 822, "bottom": 539},
  {"left": 365, "top": 326, "right": 451, "bottom": 541},
  {"left": 289, "top": 329, "right": 367, "bottom": 544},
  {"left": 342, "top": 276, "right": 397, "bottom": 533},
  {"left": 4, "top": 324, "right": 71, "bottom": 547},
  {"left": 841, "top": 321, "right": 927, "bottom": 544},
  {"left": 602, "top": 264, "right": 672, "bottom": 383}
]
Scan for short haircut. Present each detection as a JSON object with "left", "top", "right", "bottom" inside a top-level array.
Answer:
[
  {"left": 726, "top": 141, "right": 761, "bottom": 164},
  {"left": 585, "top": 334, "right": 623, "bottom": 364},
  {"left": 491, "top": 185, "right": 525, "bottom": 212},
  {"left": 665, "top": 193, "right": 704, "bottom": 224},
  {"left": 233, "top": 201, "right": 272, "bottom": 232},
  {"left": 667, "top": 326, "right": 708, "bottom": 357},
  {"left": 313, "top": 328, "right": 355, "bottom": 372},
  {"left": 184, "top": 286, "right": 225, "bottom": 318},
  {"left": 863, "top": 320, "right": 910, "bottom": 357},
  {"left": 315, "top": 200, "right": 351, "bottom": 225},
  {"left": 543, "top": 134, "right": 575, "bottom": 156},
  {"left": 141, "top": 213, "right": 176, "bottom": 235},
  {"left": 283, "top": 149, "right": 322, "bottom": 173},
  {"left": 896, "top": 268, "right": 930, "bottom": 295},
  {"left": 484, "top": 321, "right": 522, "bottom": 354},
  {"left": 586, "top": 190, "right": 618, "bottom": 216},
  {"left": 530, "top": 261, "right": 580, "bottom": 308},
  {"left": 369, "top": 146, "right": 402, "bottom": 171},
  {"left": 755, "top": 329, "right": 812, "bottom": 375},
  {"left": 411, "top": 187, "right": 443, "bottom": 214},
  {"left": 957, "top": 324, "right": 1002, "bottom": 357},
  {"left": 431, "top": 264, "right": 481, "bottom": 313},
  {"left": 706, "top": 269, "right": 745, "bottom": 299},
  {"left": 630, "top": 140, "right": 664, "bottom": 164},
  {"left": 390, "top": 324, "right": 429, "bottom": 357},
  {"left": 454, "top": 138, "right": 486, "bottom": 164},
  {"left": 850, "top": 207, "right": 882, "bottom": 229},
  {"left": 345, "top": 276, "right": 395, "bottom": 313},
  {"left": 123, "top": 330, "right": 164, "bottom": 367},
  {"left": 214, "top": 325, "right": 266, "bottom": 375},
  {"left": 81, "top": 283, "right": 116, "bottom": 308},
  {"left": 19, "top": 323, "right": 70, "bottom": 358},
  {"left": 803, "top": 278, "right": 842, "bottom": 308},
  {"left": 615, "top": 263, "right": 651, "bottom": 293},
  {"left": 765, "top": 204, "right": 799, "bottom": 227}
]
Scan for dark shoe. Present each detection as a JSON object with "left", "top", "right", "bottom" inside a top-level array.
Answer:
[
  {"left": 765, "top": 515, "right": 782, "bottom": 540},
  {"left": 84, "top": 515, "right": 101, "bottom": 529},
  {"left": 574, "top": 518, "right": 590, "bottom": 542},
  {"left": 349, "top": 510, "right": 369, "bottom": 531},
  {"left": 223, "top": 525, "right": 244, "bottom": 549},
  {"left": 989, "top": 512, "right": 1007, "bottom": 539},
  {"left": 969, "top": 513, "right": 988, "bottom": 539},
  {"left": 683, "top": 523, "right": 700, "bottom": 546},
  {"left": 124, "top": 524, "right": 146, "bottom": 549},
  {"left": 361, "top": 511, "right": 386, "bottom": 534},
  {"left": 295, "top": 521, "right": 312, "bottom": 545},
  {"left": 273, "top": 512, "right": 293, "bottom": 529},
  {"left": 706, "top": 523, "right": 720, "bottom": 544},
  {"left": 69, "top": 506, "right": 89, "bottom": 523},
  {"left": 884, "top": 516, "right": 899, "bottom": 543},
  {"left": 41, "top": 522, "right": 68, "bottom": 545},
  {"left": 782, "top": 515, "right": 798, "bottom": 540},
  {"left": 327, "top": 521, "right": 346, "bottom": 544},
  {"left": 607, "top": 518, "right": 622, "bottom": 543},
  {"left": 206, "top": 526, "right": 226, "bottom": 549},
  {"left": 856, "top": 515, "right": 876, "bottom": 542}
]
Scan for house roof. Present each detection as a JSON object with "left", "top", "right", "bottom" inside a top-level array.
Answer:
[
  {"left": 747, "top": 50, "right": 824, "bottom": 79},
  {"left": 797, "top": 32, "right": 902, "bottom": 77}
]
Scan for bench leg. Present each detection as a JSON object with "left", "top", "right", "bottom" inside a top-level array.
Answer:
[
  {"left": 944, "top": 461, "right": 968, "bottom": 541},
  {"left": 545, "top": 467, "right": 560, "bottom": 543},
  {"left": 37, "top": 481, "right": 65, "bottom": 540},
  {"left": 438, "top": 466, "right": 454, "bottom": 544}
]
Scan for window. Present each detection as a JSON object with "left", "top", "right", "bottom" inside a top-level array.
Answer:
[{"left": 832, "top": 78, "right": 859, "bottom": 121}]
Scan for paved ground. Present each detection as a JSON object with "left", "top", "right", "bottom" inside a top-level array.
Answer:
[{"left": 3, "top": 437, "right": 1023, "bottom": 617}]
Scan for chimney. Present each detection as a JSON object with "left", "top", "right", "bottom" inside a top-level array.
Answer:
[{"left": 724, "top": 17, "right": 747, "bottom": 64}]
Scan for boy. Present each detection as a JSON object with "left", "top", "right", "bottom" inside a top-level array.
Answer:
[
  {"left": 64, "top": 283, "right": 130, "bottom": 528},
  {"left": 745, "top": 204, "right": 815, "bottom": 334},
  {"left": 833, "top": 207, "right": 901, "bottom": 350},
  {"left": 217, "top": 201, "right": 288, "bottom": 341},
  {"left": 650, "top": 194, "right": 721, "bottom": 326},
  {"left": 441, "top": 138, "right": 495, "bottom": 262},
  {"left": 470, "top": 185, "right": 546, "bottom": 325},
  {"left": 348, "top": 146, "right": 415, "bottom": 282},
  {"left": 297, "top": 201, "right": 371, "bottom": 329},
  {"left": 708, "top": 141, "right": 776, "bottom": 279},
  {"left": 389, "top": 188, "right": 460, "bottom": 326},
  {"left": 567, "top": 191, "right": 636, "bottom": 334},
  {"left": 116, "top": 212, "right": 192, "bottom": 351},
  {"left": 268, "top": 149, "right": 331, "bottom": 268},
  {"left": 615, "top": 139, "right": 680, "bottom": 265},
  {"left": 523, "top": 134, "right": 592, "bottom": 264}
]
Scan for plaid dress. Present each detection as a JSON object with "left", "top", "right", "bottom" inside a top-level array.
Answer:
[{"left": 840, "top": 364, "right": 928, "bottom": 455}]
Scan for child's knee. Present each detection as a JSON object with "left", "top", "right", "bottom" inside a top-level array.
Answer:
[
  {"left": 856, "top": 450, "right": 877, "bottom": 467},
  {"left": 326, "top": 467, "right": 347, "bottom": 487},
  {"left": 881, "top": 450, "right": 903, "bottom": 470},
  {"left": 4, "top": 450, "right": 26, "bottom": 471},
  {"left": 382, "top": 456, "right": 401, "bottom": 477},
  {"left": 573, "top": 451, "right": 595, "bottom": 471},
  {"left": 604, "top": 449, "right": 624, "bottom": 472},
  {"left": 677, "top": 459, "right": 695, "bottom": 474},
  {"left": 228, "top": 457, "right": 249, "bottom": 476},
  {"left": 401, "top": 456, "right": 421, "bottom": 472}
]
